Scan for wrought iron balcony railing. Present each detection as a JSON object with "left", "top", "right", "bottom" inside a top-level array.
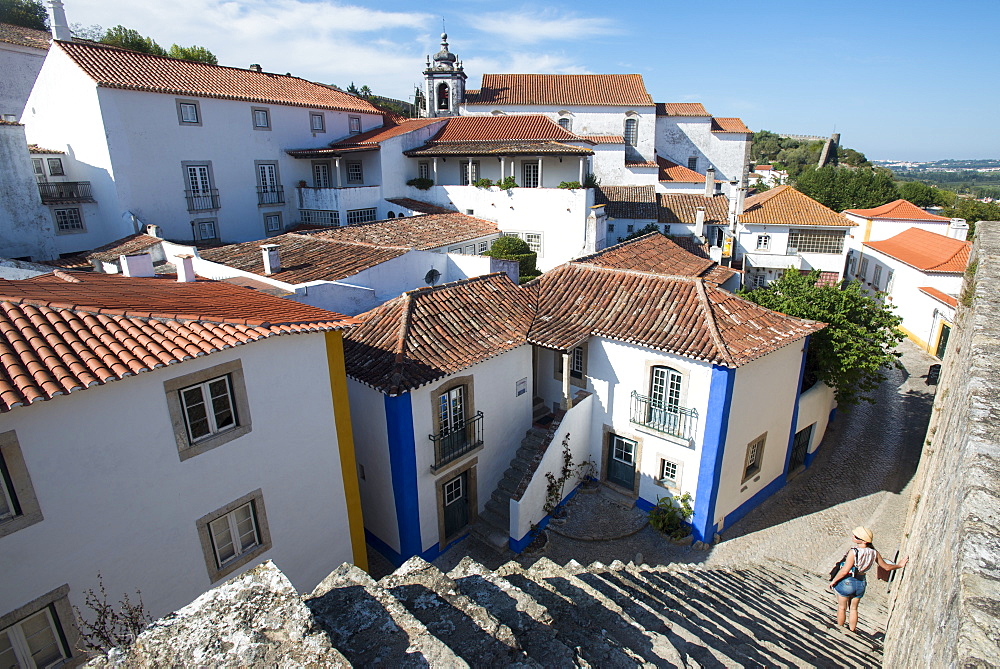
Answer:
[
  {"left": 429, "top": 411, "right": 484, "bottom": 470},
  {"left": 629, "top": 391, "right": 698, "bottom": 443},
  {"left": 257, "top": 185, "right": 284, "bottom": 205},
  {"left": 184, "top": 189, "right": 220, "bottom": 211},
  {"left": 38, "top": 181, "right": 94, "bottom": 203}
]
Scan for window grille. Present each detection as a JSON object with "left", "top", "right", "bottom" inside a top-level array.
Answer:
[
  {"left": 787, "top": 230, "right": 844, "bottom": 254},
  {"left": 346, "top": 208, "right": 377, "bottom": 225}
]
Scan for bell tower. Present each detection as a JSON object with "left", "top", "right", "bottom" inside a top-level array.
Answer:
[{"left": 421, "top": 33, "right": 466, "bottom": 118}]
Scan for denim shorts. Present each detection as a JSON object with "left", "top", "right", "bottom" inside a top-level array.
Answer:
[{"left": 834, "top": 576, "right": 867, "bottom": 598}]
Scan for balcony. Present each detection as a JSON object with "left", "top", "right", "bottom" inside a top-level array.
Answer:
[
  {"left": 38, "top": 181, "right": 94, "bottom": 203},
  {"left": 429, "top": 411, "right": 484, "bottom": 471},
  {"left": 629, "top": 391, "right": 698, "bottom": 443},
  {"left": 257, "top": 185, "right": 284, "bottom": 206},
  {"left": 185, "top": 189, "right": 220, "bottom": 212}
]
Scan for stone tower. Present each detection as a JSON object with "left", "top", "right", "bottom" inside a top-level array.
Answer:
[{"left": 421, "top": 33, "right": 466, "bottom": 118}]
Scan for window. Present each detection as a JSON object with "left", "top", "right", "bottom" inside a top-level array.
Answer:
[
  {"left": 608, "top": 223, "right": 615, "bottom": 233},
  {"left": 46, "top": 158, "right": 63, "bottom": 176},
  {"left": 53, "top": 208, "right": 84, "bottom": 233},
  {"left": 459, "top": 161, "right": 480, "bottom": 186},
  {"left": 858, "top": 257, "right": 869, "bottom": 280},
  {"left": 659, "top": 459, "right": 679, "bottom": 486},
  {"left": 464, "top": 244, "right": 475, "bottom": 254},
  {"left": 0, "top": 431, "right": 43, "bottom": 539},
  {"left": 570, "top": 346, "right": 585, "bottom": 379},
  {"left": 346, "top": 208, "right": 377, "bottom": 225},
  {"left": 176, "top": 98, "right": 201, "bottom": 125},
  {"left": 387, "top": 211, "right": 395, "bottom": 218},
  {"left": 555, "top": 342, "right": 586, "bottom": 388},
  {"left": 193, "top": 219, "right": 218, "bottom": 241},
  {"left": 522, "top": 162, "right": 539, "bottom": 188},
  {"left": 0, "top": 604, "right": 70, "bottom": 668},
  {"left": 418, "top": 162, "right": 430, "bottom": 180},
  {"left": 787, "top": 230, "right": 844, "bottom": 254},
  {"left": 752, "top": 271, "right": 766, "bottom": 288},
  {"left": 313, "top": 162, "right": 331, "bottom": 188},
  {"left": 310, "top": 112, "right": 325, "bottom": 132},
  {"left": 558, "top": 117, "right": 572, "bottom": 131},
  {"left": 31, "top": 159, "right": 43, "bottom": 176},
  {"left": 885, "top": 269, "right": 894, "bottom": 293},
  {"left": 264, "top": 213, "right": 282, "bottom": 234},
  {"left": 743, "top": 433, "right": 766, "bottom": 482},
  {"left": 650, "top": 366, "right": 682, "bottom": 413},
  {"left": 164, "top": 360, "right": 251, "bottom": 459},
  {"left": 252, "top": 107, "right": 271, "bottom": 129},
  {"left": 687, "top": 156, "right": 698, "bottom": 171},
  {"left": 349, "top": 116, "right": 361, "bottom": 134},
  {"left": 437, "top": 83, "right": 450, "bottom": 111},
  {"left": 612, "top": 435, "right": 636, "bottom": 465},
  {"left": 523, "top": 232, "right": 542, "bottom": 254},
  {"left": 257, "top": 162, "right": 282, "bottom": 205},
  {"left": 715, "top": 227, "right": 725, "bottom": 248},
  {"left": 624, "top": 118, "right": 638, "bottom": 146},
  {"left": 478, "top": 240, "right": 488, "bottom": 254},
  {"left": 299, "top": 209, "right": 339, "bottom": 226},
  {"left": 627, "top": 224, "right": 634, "bottom": 233},
  {"left": 756, "top": 234, "right": 770, "bottom": 251},
  {"left": 184, "top": 163, "right": 218, "bottom": 211},
  {"left": 346, "top": 161, "right": 363, "bottom": 184},
  {"left": 197, "top": 490, "right": 271, "bottom": 582},
  {"left": 438, "top": 385, "right": 465, "bottom": 439},
  {"left": 873, "top": 265, "right": 883, "bottom": 289}
]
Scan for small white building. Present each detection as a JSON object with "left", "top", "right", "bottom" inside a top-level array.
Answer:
[
  {"left": 0, "top": 270, "right": 364, "bottom": 665},
  {"left": 0, "top": 22, "right": 49, "bottom": 121},
  {"left": 0, "top": 121, "right": 57, "bottom": 261},
  {"left": 846, "top": 227, "right": 970, "bottom": 358},
  {"left": 843, "top": 198, "right": 961, "bottom": 246},
  {"left": 655, "top": 103, "right": 752, "bottom": 190}
]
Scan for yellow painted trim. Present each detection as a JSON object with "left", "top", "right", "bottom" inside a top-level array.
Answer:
[
  {"left": 863, "top": 218, "right": 873, "bottom": 243},
  {"left": 897, "top": 325, "right": 930, "bottom": 353},
  {"left": 325, "top": 330, "right": 367, "bottom": 572}
]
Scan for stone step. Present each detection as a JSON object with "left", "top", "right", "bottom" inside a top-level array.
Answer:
[
  {"left": 491, "top": 489, "right": 512, "bottom": 508},
  {"left": 307, "top": 563, "right": 466, "bottom": 667},
  {"left": 478, "top": 504, "right": 508, "bottom": 531},
  {"left": 448, "top": 557, "right": 579, "bottom": 666},
  {"left": 378, "top": 558, "right": 528, "bottom": 666}
]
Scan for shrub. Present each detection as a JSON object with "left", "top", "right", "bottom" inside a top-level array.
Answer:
[
  {"left": 473, "top": 177, "right": 494, "bottom": 189},
  {"left": 406, "top": 177, "right": 434, "bottom": 190},
  {"left": 484, "top": 235, "right": 538, "bottom": 277},
  {"left": 583, "top": 172, "right": 601, "bottom": 188},
  {"left": 558, "top": 181, "right": 582, "bottom": 189},
  {"left": 496, "top": 176, "right": 519, "bottom": 190},
  {"left": 648, "top": 493, "right": 693, "bottom": 539}
]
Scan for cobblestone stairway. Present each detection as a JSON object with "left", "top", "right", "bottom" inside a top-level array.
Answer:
[{"left": 100, "top": 557, "right": 883, "bottom": 667}]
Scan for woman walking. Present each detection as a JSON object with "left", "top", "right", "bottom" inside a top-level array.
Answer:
[{"left": 827, "top": 526, "right": 908, "bottom": 633}]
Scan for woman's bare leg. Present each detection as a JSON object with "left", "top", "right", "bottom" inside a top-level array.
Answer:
[
  {"left": 837, "top": 595, "right": 850, "bottom": 627},
  {"left": 848, "top": 597, "right": 861, "bottom": 632}
]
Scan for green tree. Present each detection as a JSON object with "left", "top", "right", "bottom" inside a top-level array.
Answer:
[
  {"left": 897, "top": 181, "right": 951, "bottom": 208},
  {"left": 750, "top": 130, "right": 783, "bottom": 165},
  {"left": 941, "top": 197, "right": 1000, "bottom": 239},
  {"left": 483, "top": 236, "right": 540, "bottom": 283},
  {"left": 0, "top": 0, "right": 46, "bottom": 30},
  {"left": 795, "top": 165, "right": 899, "bottom": 211},
  {"left": 739, "top": 270, "right": 904, "bottom": 406},
  {"left": 100, "top": 25, "right": 167, "bottom": 56},
  {"left": 837, "top": 147, "right": 871, "bottom": 168},
  {"left": 167, "top": 44, "right": 217, "bottom": 65}
]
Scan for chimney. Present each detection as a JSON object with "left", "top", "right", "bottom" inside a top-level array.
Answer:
[
  {"left": 120, "top": 253, "right": 155, "bottom": 278},
  {"left": 695, "top": 207, "right": 706, "bottom": 240},
  {"left": 176, "top": 254, "right": 196, "bottom": 282},
  {"left": 260, "top": 244, "right": 281, "bottom": 275},
  {"left": 736, "top": 185, "right": 747, "bottom": 216},
  {"left": 47, "top": 0, "right": 72, "bottom": 41},
  {"left": 145, "top": 223, "right": 161, "bottom": 238},
  {"left": 704, "top": 167, "right": 715, "bottom": 198},
  {"left": 948, "top": 217, "right": 969, "bottom": 240},
  {"left": 249, "top": 64, "right": 263, "bottom": 72}
]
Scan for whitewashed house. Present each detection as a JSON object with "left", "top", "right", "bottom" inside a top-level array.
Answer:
[
  {"left": 21, "top": 36, "right": 385, "bottom": 251},
  {"left": 342, "top": 233, "right": 833, "bottom": 564},
  {"left": 846, "top": 227, "right": 970, "bottom": 359},
  {"left": 0, "top": 271, "right": 365, "bottom": 665},
  {"left": 655, "top": 103, "right": 752, "bottom": 190},
  {"left": 0, "top": 120, "right": 57, "bottom": 261},
  {"left": 843, "top": 198, "right": 962, "bottom": 246},
  {"left": 0, "top": 22, "right": 49, "bottom": 121}
]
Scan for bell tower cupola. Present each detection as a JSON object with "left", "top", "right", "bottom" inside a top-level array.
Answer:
[{"left": 420, "top": 33, "right": 467, "bottom": 118}]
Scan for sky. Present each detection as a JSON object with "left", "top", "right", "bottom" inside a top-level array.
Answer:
[{"left": 61, "top": 0, "right": 999, "bottom": 162}]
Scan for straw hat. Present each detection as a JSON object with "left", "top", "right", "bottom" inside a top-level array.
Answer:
[{"left": 853, "top": 526, "right": 874, "bottom": 543}]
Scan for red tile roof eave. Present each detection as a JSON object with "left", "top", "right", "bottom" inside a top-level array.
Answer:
[
  {"left": 919, "top": 287, "right": 958, "bottom": 308},
  {"left": 96, "top": 81, "right": 377, "bottom": 113}
]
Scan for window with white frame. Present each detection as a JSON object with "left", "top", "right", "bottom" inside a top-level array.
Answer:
[
  {"left": 522, "top": 162, "right": 539, "bottom": 188},
  {"left": 197, "top": 489, "right": 271, "bottom": 581},
  {"left": 443, "top": 475, "right": 463, "bottom": 506},
  {"left": 873, "top": 264, "right": 883, "bottom": 289},
  {"left": 179, "top": 374, "right": 237, "bottom": 444},
  {"left": 180, "top": 103, "right": 199, "bottom": 123},
  {"left": 252, "top": 107, "right": 270, "bottom": 129},
  {"left": 570, "top": 346, "right": 585, "bottom": 379},
  {"left": 310, "top": 112, "right": 325, "bottom": 132},
  {"left": 787, "top": 230, "right": 844, "bottom": 254},
  {"left": 194, "top": 219, "right": 218, "bottom": 241},
  {"left": 31, "top": 158, "right": 43, "bottom": 176},
  {"left": 858, "top": 257, "right": 869, "bottom": 280},
  {"left": 743, "top": 433, "right": 766, "bottom": 481},
  {"left": 46, "top": 158, "right": 64, "bottom": 176},
  {"left": 0, "top": 606, "right": 69, "bottom": 668},
  {"left": 418, "top": 162, "right": 430, "bottom": 180},
  {"left": 313, "top": 162, "right": 331, "bottom": 188},
  {"left": 0, "top": 428, "right": 44, "bottom": 539},
  {"left": 346, "top": 208, "right": 377, "bottom": 224},
  {"left": 659, "top": 458, "right": 679, "bottom": 486},
  {"left": 756, "top": 234, "right": 771, "bottom": 251},
  {"left": 478, "top": 240, "right": 488, "bottom": 254},
  {"left": 523, "top": 232, "right": 542, "bottom": 254},
  {"left": 257, "top": 162, "right": 281, "bottom": 204},
  {"left": 184, "top": 163, "right": 217, "bottom": 211},
  {"left": 752, "top": 271, "right": 766, "bottom": 288},
  {"left": 623, "top": 118, "right": 638, "bottom": 146},
  {"left": 687, "top": 156, "right": 698, "bottom": 171},
  {"left": 264, "top": 213, "right": 282, "bottom": 234},
  {"left": 558, "top": 117, "right": 572, "bottom": 131},
  {"left": 608, "top": 223, "right": 615, "bottom": 234},
  {"left": 885, "top": 269, "right": 894, "bottom": 292},
  {"left": 346, "top": 161, "right": 363, "bottom": 184},
  {"left": 612, "top": 435, "right": 636, "bottom": 465},
  {"left": 209, "top": 501, "right": 260, "bottom": 568},
  {"left": 53, "top": 208, "right": 84, "bottom": 233},
  {"left": 459, "top": 160, "right": 480, "bottom": 186},
  {"left": 349, "top": 116, "right": 361, "bottom": 134},
  {"left": 299, "top": 209, "right": 339, "bottom": 226}
]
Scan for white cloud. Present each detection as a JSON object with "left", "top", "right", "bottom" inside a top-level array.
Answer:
[
  {"left": 465, "top": 52, "right": 593, "bottom": 77},
  {"left": 470, "top": 8, "right": 619, "bottom": 44}
]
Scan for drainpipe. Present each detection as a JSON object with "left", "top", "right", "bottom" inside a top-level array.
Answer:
[{"left": 561, "top": 352, "right": 573, "bottom": 410}]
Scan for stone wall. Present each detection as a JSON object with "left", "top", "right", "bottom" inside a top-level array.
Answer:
[{"left": 883, "top": 222, "right": 1000, "bottom": 666}]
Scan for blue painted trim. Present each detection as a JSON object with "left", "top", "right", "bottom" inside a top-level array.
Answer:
[
  {"left": 804, "top": 448, "right": 819, "bottom": 469},
  {"left": 509, "top": 482, "right": 586, "bottom": 553},
  {"left": 365, "top": 528, "right": 404, "bottom": 567},
  {"left": 635, "top": 496, "right": 655, "bottom": 513},
  {"left": 691, "top": 365, "right": 735, "bottom": 543},
  {"left": 829, "top": 407, "right": 837, "bottom": 423},
  {"left": 723, "top": 472, "right": 784, "bottom": 529},
  {"left": 783, "top": 335, "right": 811, "bottom": 477},
  {"left": 384, "top": 394, "right": 422, "bottom": 560}
]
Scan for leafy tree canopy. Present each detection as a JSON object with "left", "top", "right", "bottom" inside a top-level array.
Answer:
[
  {"left": 0, "top": 0, "right": 46, "bottom": 30},
  {"left": 794, "top": 165, "right": 899, "bottom": 211},
  {"left": 167, "top": 44, "right": 217, "bottom": 65},
  {"left": 897, "top": 180, "right": 952, "bottom": 208},
  {"left": 484, "top": 235, "right": 530, "bottom": 256},
  {"left": 941, "top": 197, "right": 1000, "bottom": 239},
  {"left": 100, "top": 25, "right": 167, "bottom": 56},
  {"left": 739, "top": 270, "right": 904, "bottom": 406}
]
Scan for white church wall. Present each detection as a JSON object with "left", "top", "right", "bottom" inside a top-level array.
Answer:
[
  {"left": 0, "top": 123, "right": 56, "bottom": 260},
  {"left": 0, "top": 40, "right": 47, "bottom": 120},
  {"left": 655, "top": 116, "right": 749, "bottom": 184}
]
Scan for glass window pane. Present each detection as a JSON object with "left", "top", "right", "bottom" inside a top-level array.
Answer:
[
  {"left": 181, "top": 387, "right": 210, "bottom": 439},
  {"left": 210, "top": 517, "right": 235, "bottom": 564},
  {"left": 0, "top": 633, "right": 16, "bottom": 668},
  {"left": 22, "top": 610, "right": 64, "bottom": 668}
]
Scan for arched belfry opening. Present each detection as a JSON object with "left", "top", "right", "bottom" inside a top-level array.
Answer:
[{"left": 420, "top": 32, "right": 467, "bottom": 118}]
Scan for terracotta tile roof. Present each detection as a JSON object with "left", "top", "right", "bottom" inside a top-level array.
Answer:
[
  {"left": 711, "top": 117, "right": 751, "bottom": 133},
  {"left": 86, "top": 234, "right": 162, "bottom": 263},
  {"left": 0, "top": 22, "right": 49, "bottom": 50},
  {"left": 28, "top": 144, "right": 64, "bottom": 154},
  {"left": 344, "top": 273, "right": 534, "bottom": 394},
  {"left": 801, "top": 270, "right": 840, "bottom": 287},
  {"left": 310, "top": 212, "right": 500, "bottom": 250},
  {"left": 527, "top": 264, "right": 823, "bottom": 366},
  {"left": 575, "top": 233, "right": 735, "bottom": 285},
  {"left": 864, "top": 227, "right": 971, "bottom": 273},
  {"left": 286, "top": 118, "right": 443, "bottom": 158},
  {"left": 582, "top": 135, "right": 624, "bottom": 144},
  {"left": 0, "top": 119, "right": 20, "bottom": 126},
  {"left": 384, "top": 198, "right": 456, "bottom": 215},
  {"left": 670, "top": 235, "right": 712, "bottom": 258},
  {"left": 405, "top": 140, "right": 592, "bottom": 157},
  {"left": 741, "top": 186, "right": 854, "bottom": 227},
  {"left": 0, "top": 273, "right": 355, "bottom": 412},
  {"left": 465, "top": 74, "right": 653, "bottom": 107},
  {"left": 919, "top": 286, "right": 958, "bottom": 308},
  {"left": 36, "top": 256, "right": 93, "bottom": 270},
  {"left": 844, "top": 199, "right": 951, "bottom": 221},
  {"left": 199, "top": 233, "right": 409, "bottom": 283},
  {"left": 404, "top": 115, "right": 593, "bottom": 157},
  {"left": 658, "top": 193, "right": 729, "bottom": 225},
  {"left": 626, "top": 160, "right": 658, "bottom": 168},
  {"left": 757, "top": 164, "right": 773, "bottom": 170},
  {"left": 594, "top": 186, "right": 657, "bottom": 219},
  {"left": 656, "top": 103, "right": 710, "bottom": 117},
  {"left": 658, "top": 156, "right": 708, "bottom": 183},
  {"left": 57, "top": 41, "right": 382, "bottom": 114}
]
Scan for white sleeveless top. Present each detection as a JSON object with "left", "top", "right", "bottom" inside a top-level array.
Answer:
[{"left": 853, "top": 546, "right": 876, "bottom": 575}]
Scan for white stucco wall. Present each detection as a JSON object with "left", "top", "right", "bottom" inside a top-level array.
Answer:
[
  {"left": 0, "top": 123, "right": 56, "bottom": 260},
  {"left": 795, "top": 381, "right": 836, "bottom": 457},
  {"left": 0, "top": 333, "right": 354, "bottom": 622},
  {"left": 378, "top": 120, "right": 448, "bottom": 199},
  {"left": 407, "top": 347, "right": 533, "bottom": 553},
  {"left": 737, "top": 223, "right": 850, "bottom": 282},
  {"left": 347, "top": 379, "right": 399, "bottom": 553},
  {"left": 655, "top": 116, "right": 750, "bottom": 184},
  {"left": 0, "top": 41, "right": 46, "bottom": 120},
  {"left": 844, "top": 213, "right": 954, "bottom": 248}
]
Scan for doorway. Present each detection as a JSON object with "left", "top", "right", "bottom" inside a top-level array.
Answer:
[
  {"left": 935, "top": 323, "right": 951, "bottom": 359},
  {"left": 788, "top": 423, "right": 813, "bottom": 475},
  {"left": 442, "top": 471, "right": 469, "bottom": 539},
  {"left": 607, "top": 434, "right": 637, "bottom": 491}
]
